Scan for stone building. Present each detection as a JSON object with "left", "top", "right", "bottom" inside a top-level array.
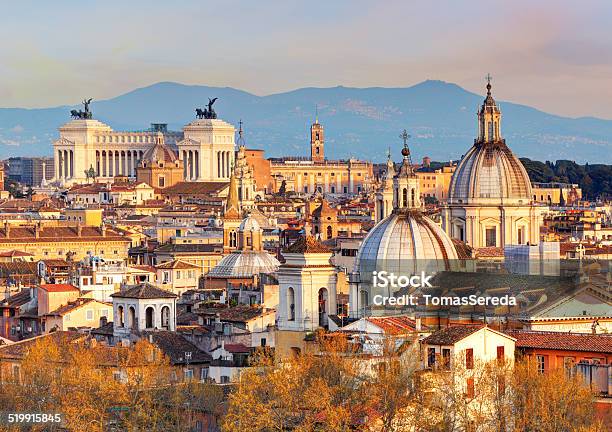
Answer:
[
  {"left": 111, "top": 283, "right": 178, "bottom": 339},
  {"left": 244, "top": 118, "right": 373, "bottom": 196},
  {"left": 0, "top": 223, "right": 134, "bottom": 261},
  {"left": 53, "top": 107, "right": 236, "bottom": 185},
  {"left": 441, "top": 81, "right": 542, "bottom": 249},
  {"left": 277, "top": 235, "right": 338, "bottom": 332}
]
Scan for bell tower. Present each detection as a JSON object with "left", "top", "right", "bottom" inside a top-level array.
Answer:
[{"left": 310, "top": 113, "right": 324, "bottom": 162}]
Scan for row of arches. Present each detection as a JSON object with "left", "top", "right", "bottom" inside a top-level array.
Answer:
[
  {"left": 116, "top": 304, "right": 171, "bottom": 330},
  {"left": 286, "top": 286, "right": 329, "bottom": 327}
]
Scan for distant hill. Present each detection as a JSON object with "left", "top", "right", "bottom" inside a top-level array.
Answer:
[{"left": 1, "top": 80, "right": 611, "bottom": 163}]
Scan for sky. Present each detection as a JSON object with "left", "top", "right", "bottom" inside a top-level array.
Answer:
[{"left": 2, "top": 0, "right": 612, "bottom": 119}]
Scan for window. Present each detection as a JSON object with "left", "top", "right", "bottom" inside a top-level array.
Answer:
[
  {"left": 86, "top": 309, "right": 94, "bottom": 320},
  {"left": 442, "top": 348, "right": 451, "bottom": 369},
  {"left": 260, "top": 338, "right": 267, "bottom": 347},
  {"left": 517, "top": 226, "right": 525, "bottom": 245},
  {"left": 200, "top": 368, "right": 209, "bottom": 380},
  {"left": 220, "top": 375, "right": 230, "bottom": 384},
  {"left": 465, "top": 348, "right": 474, "bottom": 369},
  {"left": 485, "top": 227, "right": 496, "bottom": 247},
  {"left": 536, "top": 355, "right": 546, "bottom": 373},
  {"left": 184, "top": 369, "right": 194, "bottom": 380},
  {"left": 145, "top": 307, "right": 155, "bottom": 329},
  {"left": 158, "top": 176, "right": 165, "bottom": 188},
  {"left": 118, "top": 305, "right": 124, "bottom": 327},
  {"left": 176, "top": 271, "right": 181, "bottom": 280},
  {"left": 427, "top": 347, "right": 436, "bottom": 368},
  {"left": 496, "top": 346, "right": 505, "bottom": 362}
]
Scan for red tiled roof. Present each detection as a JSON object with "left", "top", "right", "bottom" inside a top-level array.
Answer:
[
  {"left": 39, "top": 284, "right": 79, "bottom": 293},
  {"left": 0, "top": 250, "right": 34, "bottom": 257},
  {"left": 507, "top": 331, "right": 612, "bottom": 354},
  {"left": 475, "top": 247, "right": 504, "bottom": 257},
  {"left": 422, "top": 325, "right": 486, "bottom": 345},
  {"left": 366, "top": 316, "right": 417, "bottom": 335},
  {"left": 223, "top": 343, "right": 251, "bottom": 353}
]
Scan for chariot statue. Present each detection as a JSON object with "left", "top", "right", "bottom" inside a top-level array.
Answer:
[
  {"left": 195, "top": 97, "right": 218, "bottom": 119},
  {"left": 70, "top": 98, "right": 93, "bottom": 119}
]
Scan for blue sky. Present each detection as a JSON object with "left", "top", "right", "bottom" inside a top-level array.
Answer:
[{"left": 2, "top": 0, "right": 612, "bottom": 119}]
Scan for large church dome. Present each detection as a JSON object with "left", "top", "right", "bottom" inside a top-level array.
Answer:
[
  {"left": 448, "top": 80, "right": 532, "bottom": 205},
  {"left": 355, "top": 209, "right": 459, "bottom": 276},
  {"left": 448, "top": 141, "right": 532, "bottom": 205},
  {"left": 354, "top": 137, "right": 458, "bottom": 277}
]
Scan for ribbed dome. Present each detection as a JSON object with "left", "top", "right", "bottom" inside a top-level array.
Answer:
[
  {"left": 448, "top": 141, "right": 532, "bottom": 205},
  {"left": 354, "top": 209, "right": 458, "bottom": 276},
  {"left": 207, "top": 251, "right": 280, "bottom": 278},
  {"left": 239, "top": 215, "right": 261, "bottom": 232},
  {"left": 142, "top": 141, "right": 178, "bottom": 163}
]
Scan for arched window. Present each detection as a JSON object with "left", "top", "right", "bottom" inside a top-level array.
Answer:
[
  {"left": 287, "top": 287, "right": 295, "bottom": 321},
  {"left": 117, "top": 305, "right": 124, "bottom": 327},
  {"left": 411, "top": 188, "right": 415, "bottom": 207},
  {"left": 402, "top": 188, "right": 408, "bottom": 207},
  {"left": 318, "top": 288, "right": 328, "bottom": 327},
  {"left": 326, "top": 225, "right": 333, "bottom": 239},
  {"left": 128, "top": 306, "right": 136, "bottom": 329},
  {"left": 161, "top": 306, "right": 170, "bottom": 330},
  {"left": 145, "top": 307, "right": 155, "bottom": 329}
]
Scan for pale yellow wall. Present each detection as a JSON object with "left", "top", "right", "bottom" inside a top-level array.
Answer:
[
  {"left": 64, "top": 208, "right": 103, "bottom": 226},
  {"left": 38, "top": 290, "right": 79, "bottom": 316},
  {"left": 0, "top": 239, "right": 131, "bottom": 261},
  {"left": 45, "top": 300, "right": 113, "bottom": 333}
]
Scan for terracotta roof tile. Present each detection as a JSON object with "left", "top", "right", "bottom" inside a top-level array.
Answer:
[
  {"left": 39, "top": 284, "right": 79, "bottom": 293},
  {"left": 366, "top": 316, "right": 418, "bottom": 335},
  {"left": 507, "top": 330, "right": 612, "bottom": 354},
  {"left": 111, "top": 282, "right": 177, "bottom": 299},
  {"left": 422, "top": 325, "right": 485, "bottom": 345}
]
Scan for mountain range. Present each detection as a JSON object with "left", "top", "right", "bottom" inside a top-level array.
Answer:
[{"left": 1, "top": 80, "right": 611, "bottom": 163}]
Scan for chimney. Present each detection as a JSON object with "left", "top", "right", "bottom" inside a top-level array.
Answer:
[
  {"left": 415, "top": 317, "right": 422, "bottom": 331},
  {"left": 101, "top": 224, "right": 106, "bottom": 237},
  {"left": 34, "top": 222, "right": 41, "bottom": 239},
  {"left": 99, "top": 316, "right": 108, "bottom": 327},
  {"left": 4, "top": 221, "right": 9, "bottom": 238},
  {"left": 77, "top": 222, "right": 82, "bottom": 237}
]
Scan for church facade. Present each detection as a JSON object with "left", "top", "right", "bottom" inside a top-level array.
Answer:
[
  {"left": 53, "top": 110, "right": 236, "bottom": 186},
  {"left": 441, "top": 81, "right": 542, "bottom": 250}
]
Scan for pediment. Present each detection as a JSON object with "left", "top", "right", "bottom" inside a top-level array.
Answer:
[
  {"left": 54, "top": 137, "right": 75, "bottom": 147},
  {"left": 177, "top": 138, "right": 201, "bottom": 147}
]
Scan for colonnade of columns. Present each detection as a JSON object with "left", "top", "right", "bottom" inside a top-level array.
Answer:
[
  {"left": 182, "top": 150, "right": 201, "bottom": 180},
  {"left": 216, "top": 150, "right": 232, "bottom": 179},
  {"left": 56, "top": 149, "right": 74, "bottom": 180},
  {"left": 95, "top": 150, "right": 143, "bottom": 178}
]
